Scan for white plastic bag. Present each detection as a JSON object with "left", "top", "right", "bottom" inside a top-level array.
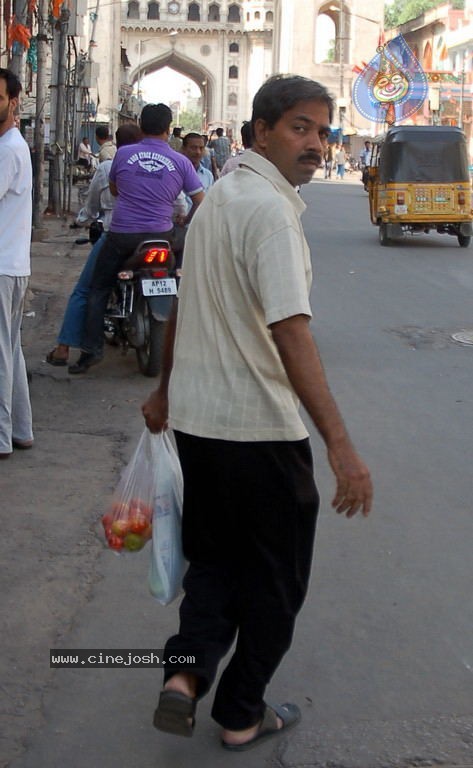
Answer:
[
  {"left": 101, "top": 428, "right": 155, "bottom": 553},
  {"left": 148, "top": 432, "right": 187, "bottom": 606}
]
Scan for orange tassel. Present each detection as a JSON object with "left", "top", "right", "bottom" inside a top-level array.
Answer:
[{"left": 51, "top": 0, "right": 62, "bottom": 18}]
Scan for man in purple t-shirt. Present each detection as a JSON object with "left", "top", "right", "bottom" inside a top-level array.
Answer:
[{"left": 69, "top": 103, "right": 204, "bottom": 374}]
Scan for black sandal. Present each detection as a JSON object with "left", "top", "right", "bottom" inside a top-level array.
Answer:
[
  {"left": 46, "top": 349, "right": 68, "bottom": 367},
  {"left": 153, "top": 690, "right": 197, "bottom": 737},
  {"left": 222, "top": 702, "right": 301, "bottom": 751}
]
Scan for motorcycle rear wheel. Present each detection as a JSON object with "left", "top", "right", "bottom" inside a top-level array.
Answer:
[{"left": 135, "top": 298, "right": 165, "bottom": 377}]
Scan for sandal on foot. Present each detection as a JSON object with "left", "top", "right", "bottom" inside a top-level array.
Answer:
[
  {"left": 46, "top": 349, "right": 68, "bottom": 367},
  {"left": 222, "top": 702, "right": 301, "bottom": 752},
  {"left": 153, "top": 690, "right": 196, "bottom": 737}
]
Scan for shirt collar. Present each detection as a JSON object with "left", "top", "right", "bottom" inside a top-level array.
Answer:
[{"left": 238, "top": 149, "right": 306, "bottom": 215}]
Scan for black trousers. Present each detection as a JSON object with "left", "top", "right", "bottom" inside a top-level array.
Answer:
[
  {"left": 81, "top": 229, "right": 173, "bottom": 355},
  {"left": 163, "top": 432, "right": 320, "bottom": 730}
]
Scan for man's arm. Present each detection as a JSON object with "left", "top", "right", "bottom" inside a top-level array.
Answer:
[
  {"left": 109, "top": 180, "right": 118, "bottom": 197},
  {"left": 270, "top": 314, "right": 373, "bottom": 518},
  {"left": 84, "top": 165, "right": 108, "bottom": 218},
  {"left": 142, "top": 298, "right": 178, "bottom": 433},
  {"left": 184, "top": 190, "right": 205, "bottom": 225}
]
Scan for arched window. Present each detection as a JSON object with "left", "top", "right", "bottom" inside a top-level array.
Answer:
[
  {"left": 208, "top": 2, "right": 220, "bottom": 21},
  {"left": 255, "top": 10, "right": 260, "bottom": 19},
  {"left": 265, "top": 10, "right": 273, "bottom": 21},
  {"left": 188, "top": 2, "right": 200, "bottom": 20},
  {"left": 127, "top": 0, "right": 140, "bottom": 18},
  {"left": 423, "top": 41, "right": 432, "bottom": 70},
  {"left": 315, "top": 11, "right": 336, "bottom": 64},
  {"left": 229, "top": 64, "right": 238, "bottom": 79},
  {"left": 229, "top": 42, "right": 239, "bottom": 53},
  {"left": 147, "top": 1, "right": 159, "bottom": 18},
  {"left": 228, "top": 3, "right": 240, "bottom": 22},
  {"left": 228, "top": 92, "right": 237, "bottom": 106}
]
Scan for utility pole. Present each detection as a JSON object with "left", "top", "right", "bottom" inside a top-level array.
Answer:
[
  {"left": 9, "top": 0, "right": 27, "bottom": 79},
  {"left": 32, "top": 0, "right": 49, "bottom": 231},
  {"left": 47, "top": 6, "right": 69, "bottom": 215}
]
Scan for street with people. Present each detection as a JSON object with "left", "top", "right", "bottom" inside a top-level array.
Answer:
[{"left": 3, "top": 157, "right": 473, "bottom": 767}]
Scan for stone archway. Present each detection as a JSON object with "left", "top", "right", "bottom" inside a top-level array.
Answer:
[{"left": 127, "top": 41, "right": 217, "bottom": 126}]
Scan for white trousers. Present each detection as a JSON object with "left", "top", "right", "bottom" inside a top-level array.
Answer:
[{"left": 0, "top": 275, "right": 33, "bottom": 453}]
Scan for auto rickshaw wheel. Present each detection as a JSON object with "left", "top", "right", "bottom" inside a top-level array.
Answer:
[
  {"left": 457, "top": 234, "right": 471, "bottom": 248},
  {"left": 379, "top": 224, "right": 390, "bottom": 246}
]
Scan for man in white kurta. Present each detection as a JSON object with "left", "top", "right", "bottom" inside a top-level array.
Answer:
[{"left": 0, "top": 69, "right": 33, "bottom": 457}]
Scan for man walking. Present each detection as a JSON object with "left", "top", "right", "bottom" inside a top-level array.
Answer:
[
  {"left": 69, "top": 104, "right": 204, "bottom": 374},
  {"left": 0, "top": 68, "right": 33, "bottom": 458},
  {"left": 335, "top": 143, "right": 346, "bottom": 179},
  {"left": 209, "top": 127, "right": 230, "bottom": 171},
  {"left": 143, "top": 75, "right": 372, "bottom": 750}
]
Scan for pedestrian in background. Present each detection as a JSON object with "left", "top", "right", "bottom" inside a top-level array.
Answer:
[
  {"left": 219, "top": 121, "right": 253, "bottom": 177},
  {"left": 77, "top": 136, "right": 93, "bottom": 168},
  {"left": 0, "top": 68, "right": 34, "bottom": 458},
  {"left": 95, "top": 125, "right": 116, "bottom": 163},
  {"left": 169, "top": 126, "right": 183, "bottom": 151},
  {"left": 209, "top": 127, "right": 231, "bottom": 171},
  {"left": 335, "top": 143, "right": 346, "bottom": 179},
  {"left": 143, "top": 74, "right": 372, "bottom": 751}
]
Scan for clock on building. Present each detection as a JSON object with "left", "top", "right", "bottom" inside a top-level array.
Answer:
[{"left": 168, "top": 1, "right": 180, "bottom": 13}]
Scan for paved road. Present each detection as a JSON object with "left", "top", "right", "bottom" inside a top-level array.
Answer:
[{"left": 2, "top": 177, "right": 473, "bottom": 767}]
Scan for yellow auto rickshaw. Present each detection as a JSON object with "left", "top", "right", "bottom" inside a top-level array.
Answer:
[{"left": 367, "top": 125, "right": 473, "bottom": 247}]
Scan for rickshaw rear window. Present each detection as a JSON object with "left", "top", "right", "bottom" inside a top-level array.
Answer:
[{"left": 379, "top": 130, "right": 469, "bottom": 183}]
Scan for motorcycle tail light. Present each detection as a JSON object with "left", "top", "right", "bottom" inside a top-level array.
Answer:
[
  {"left": 150, "top": 269, "right": 168, "bottom": 278},
  {"left": 144, "top": 247, "right": 169, "bottom": 264},
  {"left": 396, "top": 192, "right": 405, "bottom": 205},
  {"left": 458, "top": 191, "right": 466, "bottom": 206},
  {"left": 118, "top": 270, "right": 134, "bottom": 280}
]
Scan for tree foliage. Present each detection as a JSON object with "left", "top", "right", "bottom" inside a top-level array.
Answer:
[
  {"left": 385, "top": 0, "right": 464, "bottom": 28},
  {"left": 179, "top": 108, "right": 204, "bottom": 133}
]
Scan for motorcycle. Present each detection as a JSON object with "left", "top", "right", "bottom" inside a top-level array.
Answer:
[{"left": 103, "top": 238, "right": 177, "bottom": 377}]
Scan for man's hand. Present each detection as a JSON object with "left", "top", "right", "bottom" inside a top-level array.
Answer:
[
  {"left": 328, "top": 439, "right": 372, "bottom": 518},
  {"left": 142, "top": 389, "right": 168, "bottom": 433}
]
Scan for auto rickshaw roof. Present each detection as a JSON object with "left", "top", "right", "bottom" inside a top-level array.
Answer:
[{"left": 384, "top": 125, "right": 466, "bottom": 145}]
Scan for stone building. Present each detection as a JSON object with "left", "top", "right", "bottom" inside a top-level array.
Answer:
[{"left": 83, "top": 0, "right": 384, "bottom": 135}]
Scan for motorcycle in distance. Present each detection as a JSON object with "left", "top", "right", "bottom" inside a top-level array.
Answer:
[{"left": 103, "top": 238, "right": 177, "bottom": 377}]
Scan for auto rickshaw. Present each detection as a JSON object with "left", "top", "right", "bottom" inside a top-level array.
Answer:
[{"left": 367, "top": 125, "right": 473, "bottom": 247}]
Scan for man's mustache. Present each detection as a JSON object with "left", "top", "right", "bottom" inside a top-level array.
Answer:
[{"left": 298, "top": 152, "right": 322, "bottom": 166}]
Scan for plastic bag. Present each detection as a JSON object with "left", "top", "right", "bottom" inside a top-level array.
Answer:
[
  {"left": 148, "top": 432, "right": 187, "bottom": 606},
  {"left": 101, "top": 429, "right": 155, "bottom": 553}
]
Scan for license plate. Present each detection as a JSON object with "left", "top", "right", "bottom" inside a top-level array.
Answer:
[{"left": 142, "top": 278, "right": 177, "bottom": 297}]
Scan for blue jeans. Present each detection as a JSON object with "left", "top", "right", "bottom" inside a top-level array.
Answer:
[
  {"left": 81, "top": 229, "right": 173, "bottom": 356},
  {"left": 337, "top": 163, "right": 345, "bottom": 179},
  {"left": 57, "top": 234, "right": 106, "bottom": 348}
]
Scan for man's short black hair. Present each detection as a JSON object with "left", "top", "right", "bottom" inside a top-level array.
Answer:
[
  {"left": 216, "top": 127, "right": 224, "bottom": 137},
  {"left": 115, "top": 122, "right": 142, "bottom": 148},
  {"left": 140, "top": 103, "right": 173, "bottom": 135},
  {"left": 240, "top": 121, "right": 253, "bottom": 148},
  {"left": 95, "top": 125, "right": 110, "bottom": 141},
  {"left": 251, "top": 74, "right": 334, "bottom": 130},
  {"left": 182, "top": 132, "right": 204, "bottom": 147},
  {"left": 0, "top": 68, "right": 22, "bottom": 99}
]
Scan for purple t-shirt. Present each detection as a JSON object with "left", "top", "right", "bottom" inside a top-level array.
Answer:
[{"left": 109, "top": 138, "right": 203, "bottom": 233}]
